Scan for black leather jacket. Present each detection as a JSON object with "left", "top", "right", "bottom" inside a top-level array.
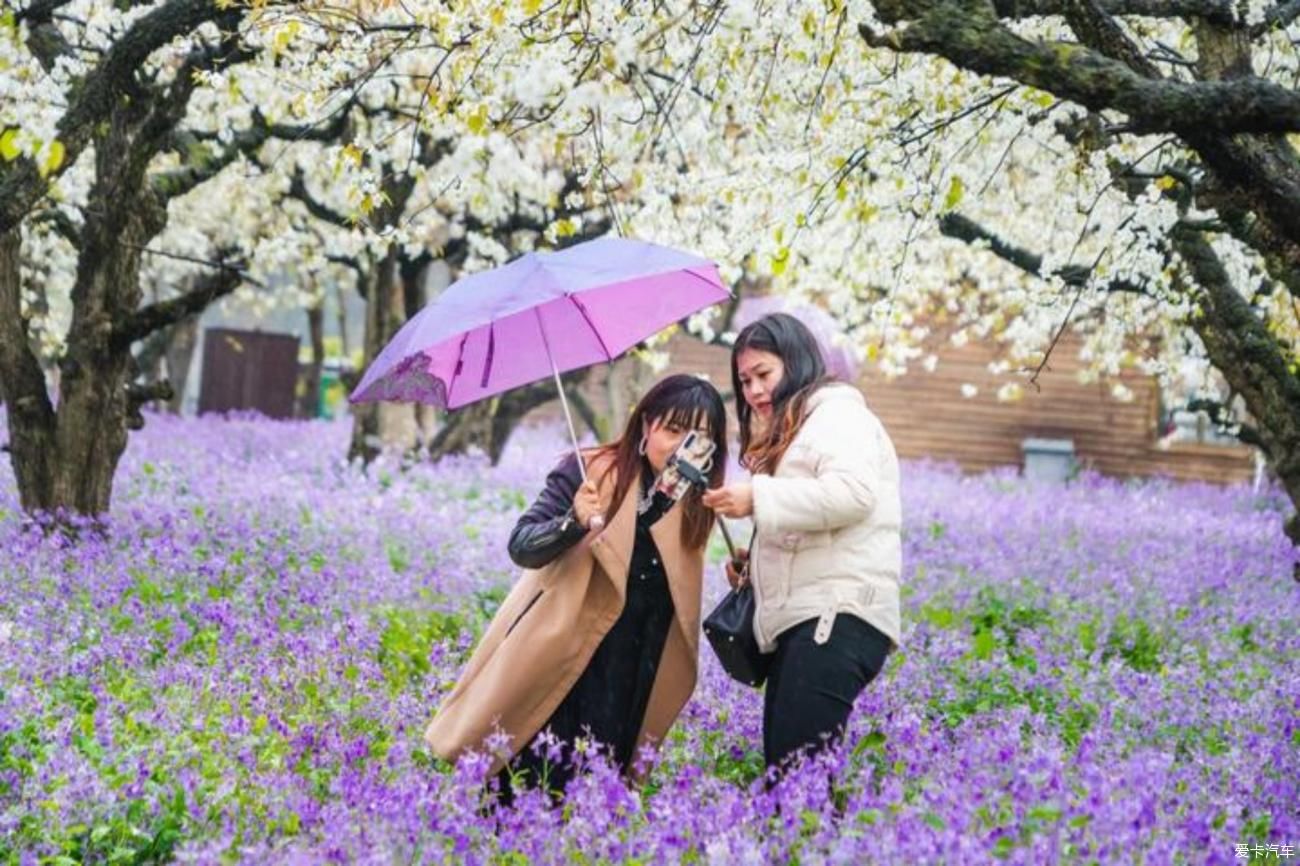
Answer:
[{"left": 507, "top": 453, "right": 590, "bottom": 569}]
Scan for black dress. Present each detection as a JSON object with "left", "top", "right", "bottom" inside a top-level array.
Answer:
[{"left": 498, "top": 454, "right": 675, "bottom": 801}]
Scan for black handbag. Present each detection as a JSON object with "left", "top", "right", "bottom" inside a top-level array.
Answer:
[{"left": 703, "top": 581, "right": 772, "bottom": 688}]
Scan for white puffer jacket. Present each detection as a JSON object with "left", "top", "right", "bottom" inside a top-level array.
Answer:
[{"left": 749, "top": 383, "right": 902, "bottom": 652}]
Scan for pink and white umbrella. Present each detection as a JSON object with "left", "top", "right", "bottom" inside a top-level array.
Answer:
[{"left": 350, "top": 236, "right": 731, "bottom": 481}]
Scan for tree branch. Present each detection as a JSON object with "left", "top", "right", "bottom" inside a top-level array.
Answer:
[
  {"left": 154, "top": 102, "right": 358, "bottom": 203},
  {"left": 125, "top": 379, "right": 173, "bottom": 430},
  {"left": 1062, "top": 0, "right": 1163, "bottom": 76},
  {"left": 264, "top": 103, "right": 357, "bottom": 143},
  {"left": 20, "top": 3, "right": 76, "bottom": 72},
  {"left": 151, "top": 143, "right": 252, "bottom": 201},
  {"left": 1251, "top": 0, "right": 1300, "bottom": 37},
  {"left": 286, "top": 167, "right": 354, "bottom": 228},
  {"left": 112, "top": 256, "right": 244, "bottom": 349},
  {"left": 938, "top": 210, "right": 1151, "bottom": 387},
  {"left": 1, "top": 0, "right": 244, "bottom": 233},
  {"left": 938, "top": 212, "right": 1148, "bottom": 293},
  {"left": 132, "top": 328, "right": 172, "bottom": 377},
  {"left": 859, "top": 2, "right": 1300, "bottom": 134},
  {"left": 126, "top": 378, "right": 174, "bottom": 408},
  {"left": 327, "top": 252, "right": 366, "bottom": 277},
  {"left": 31, "top": 207, "right": 82, "bottom": 247},
  {"left": 13, "top": 0, "right": 77, "bottom": 23},
  {"left": 134, "top": 18, "right": 252, "bottom": 180},
  {"left": 1184, "top": 397, "right": 1270, "bottom": 456},
  {"left": 989, "top": 0, "right": 1234, "bottom": 23}
]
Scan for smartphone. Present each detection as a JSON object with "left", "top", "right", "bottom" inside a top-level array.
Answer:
[
  {"left": 655, "top": 432, "right": 744, "bottom": 570},
  {"left": 654, "top": 430, "right": 717, "bottom": 503}
]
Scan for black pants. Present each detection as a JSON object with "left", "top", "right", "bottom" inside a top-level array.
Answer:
[{"left": 763, "top": 614, "right": 891, "bottom": 772}]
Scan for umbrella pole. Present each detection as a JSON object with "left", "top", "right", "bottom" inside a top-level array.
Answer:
[
  {"left": 550, "top": 362, "right": 588, "bottom": 485},
  {"left": 535, "top": 308, "right": 589, "bottom": 485}
]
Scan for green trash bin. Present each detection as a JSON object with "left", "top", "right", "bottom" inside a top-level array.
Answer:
[{"left": 319, "top": 368, "right": 342, "bottom": 419}]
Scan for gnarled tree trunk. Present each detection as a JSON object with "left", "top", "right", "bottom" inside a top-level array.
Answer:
[
  {"left": 0, "top": 227, "right": 57, "bottom": 514},
  {"left": 349, "top": 245, "right": 418, "bottom": 463},
  {"left": 0, "top": 3, "right": 255, "bottom": 520}
]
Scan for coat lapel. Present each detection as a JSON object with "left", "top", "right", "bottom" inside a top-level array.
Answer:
[
  {"left": 650, "top": 501, "right": 703, "bottom": 653},
  {"left": 588, "top": 478, "right": 638, "bottom": 602}
]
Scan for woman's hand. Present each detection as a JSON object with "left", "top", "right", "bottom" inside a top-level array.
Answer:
[
  {"left": 573, "top": 479, "right": 603, "bottom": 529},
  {"left": 724, "top": 548, "right": 750, "bottom": 589},
  {"left": 702, "top": 483, "right": 754, "bottom": 518}
]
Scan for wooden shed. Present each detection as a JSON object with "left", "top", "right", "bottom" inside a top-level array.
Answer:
[{"left": 197, "top": 328, "right": 300, "bottom": 420}]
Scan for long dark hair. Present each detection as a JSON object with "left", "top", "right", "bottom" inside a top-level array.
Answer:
[
  {"left": 589, "top": 374, "right": 727, "bottom": 550},
  {"left": 731, "top": 312, "right": 835, "bottom": 475}
]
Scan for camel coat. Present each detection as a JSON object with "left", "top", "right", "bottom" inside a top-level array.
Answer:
[{"left": 423, "top": 458, "right": 704, "bottom": 777}]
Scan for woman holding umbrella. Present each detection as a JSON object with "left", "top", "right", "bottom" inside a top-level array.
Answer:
[
  {"left": 424, "top": 374, "right": 727, "bottom": 802},
  {"left": 349, "top": 236, "right": 735, "bottom": 797},
  {"left": 702, "top": 313, "right": 902, "bottom": 777}
]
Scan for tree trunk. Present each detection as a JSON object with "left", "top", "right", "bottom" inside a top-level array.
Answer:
[
  {"left": 49, "top": 164, "right": 164, "bottom": 513},
  {"left": 1173, "top": 229, "right": 1300, "bottom": 575},
  {"left": 349, "top": 256, "right": 386, "bottom": 464},
  {"left": 164, "top": 316, "right": 199, "bottom": 414},
  {"left": 335, "top": 281, "right": 350, "bottom": 360},
  {"left": 402, "top": 258, "right": 438, "bottom": 449},
  {"left": 0, "top": 227, "right": 57, "bottom": 513},
  {"left": 298, "top": 304, "right": 325, "bottom": 419},
  {"left": 1179, "top": 25, "right": 1300, "bottom": 575},
  {"left": 428, "top": 400, "right": 497, "bottom": 461},
  {"left": 349, "top": 246, "right": 418, "bottom": 462},
  {"left": 0, "top": 9, "right": 251, "bottom": 521}
]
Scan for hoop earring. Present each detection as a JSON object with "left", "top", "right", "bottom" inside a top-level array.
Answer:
[{"left": 638, "top": 435, "right": 648, "bottom": 456}]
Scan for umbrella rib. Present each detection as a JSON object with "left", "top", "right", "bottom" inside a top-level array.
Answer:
[
  {"left": 448, "top": 332, "right": 469, "bottom": 407},
  {"left": 569, "top": 294, "right": 615, "bottom": 362},
  {"left": 683, "top": 266, "right": 726, "bottom": 291},
  {"left": 480, "top": 322, "right": 495, "bottom": 389}
]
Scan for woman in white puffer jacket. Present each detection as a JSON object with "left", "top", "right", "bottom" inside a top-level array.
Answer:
[{"left": 703, "top": 312, "right": 901, "bottom": 774}]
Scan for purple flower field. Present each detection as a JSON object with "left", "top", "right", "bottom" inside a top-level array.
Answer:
[{"left": 2, "top": 412, "right": 1296, "bottom": 865}]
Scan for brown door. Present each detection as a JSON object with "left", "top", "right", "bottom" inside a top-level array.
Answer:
[{"left": 197, "top": 328, "right": 300, "bottom": 419}]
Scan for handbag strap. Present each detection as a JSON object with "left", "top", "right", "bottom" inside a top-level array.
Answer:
[{"left": 742, "top": 527, "right": 756, "bottom": 580}]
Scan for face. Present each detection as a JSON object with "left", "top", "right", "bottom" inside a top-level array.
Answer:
[
  {"left": 736, "top": 348, "right": 785, "bottom": 421},
  {"left": 642, "top": 412, "right": 708, "bottom": 475}
]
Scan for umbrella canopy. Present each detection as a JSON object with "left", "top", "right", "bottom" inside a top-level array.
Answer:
[
  {"left": 350, "top": 237, "right": 730, "bottom": 408},
  {"left": 732, "top": 295, "right": 861, "bottom": 382}
]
